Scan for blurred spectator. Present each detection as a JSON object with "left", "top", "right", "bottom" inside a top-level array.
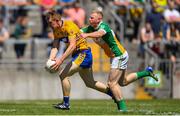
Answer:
[
  {"left": 58, "top": 0, "right": 76, "bottom": 7},
  {"left": 0, "top": 18, "right": 9, "bottom": 59},
  {"left": 13, "top": 17, "right": 31, "bottom": 60},
  {"left": 63, "top": 2, "right": 85, "bottom": 28},
  {"left": 113, "top": 0, "right": 130, "bottom": 12},
  {"left": 113, "top": 0, "right": 144, "bottom": 42},
  {"left": 56, "top": 0, "right": 76, "bottom": 16},
  {"left": 165, "top": 22, "right": 180, "bottom": 73},
  {"left": 129, "top": 0, "right": 144, "bottom": 43},
  {"left": 152, "top": 0, "right": 167, "bottom": 13},
  {"left": 35, "top": 0, "right": 57, "bottom": 38},
  {"left": 145, "top": 1, "right": 166, "bottom": 69},
  {"left": 11, "top": 0, "right": 32, "bottom": 24},
  {"left": 113, "top": 0, "right": 131, "bottom": 40},
  {"left": 0, "top": 1, "right": 12, "bottom": 28},
  {"left": 165, "top": 23, "right": 180, "bottom": 69},
  {"left": 113, "top": 0, "right": 131, "bottom": 9},
  {"left": 164, "top": 0, "right": 180, "bottom": 23},
  {"left": 0, "top": 0, "right": 12, "bottom": 5},
  {"left": 36, "top": 0, "right": 57, "bottom": 8},
  {"left": 146, "top": 1, "right": 164, "bottom": 40},
  {"left": 166, "top": 23, "right": 180, "bottom": 42},
  {"left": 138, "top": 21, "right": 154, "bottom": 59}
]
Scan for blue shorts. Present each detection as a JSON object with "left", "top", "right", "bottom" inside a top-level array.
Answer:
[{"left": 72, "top": 48, "right": 92, "bottom": 68}]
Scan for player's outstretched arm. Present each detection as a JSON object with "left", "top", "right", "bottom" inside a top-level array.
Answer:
[{"left": 81, "top": 30, "right": 105, "bottom": 39}]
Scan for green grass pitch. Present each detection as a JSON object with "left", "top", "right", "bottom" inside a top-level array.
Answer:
[{"left": 0, "top": 99, "right": 180, "bottom": 115}]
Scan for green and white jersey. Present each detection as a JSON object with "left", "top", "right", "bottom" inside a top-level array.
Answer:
[{"left": 81, "top": 21, "right": 126, "bottom": 57}]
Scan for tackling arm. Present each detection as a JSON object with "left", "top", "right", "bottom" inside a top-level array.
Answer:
[{"left": 82, "top": 30, "right": 106, "bottom": 38}]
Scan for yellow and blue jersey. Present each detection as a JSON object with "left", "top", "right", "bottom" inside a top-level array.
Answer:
[
  {"left": 53, "top": 20, "right": 89, "bottom": 52},
  {"left": 53, "top": 20, "right": 92, "bottom": 68}
]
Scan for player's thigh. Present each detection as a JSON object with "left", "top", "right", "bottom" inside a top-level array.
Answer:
[
  {"left": 79, "top": 68, "right": 95, "bottom": 85},
  {"left": 109, "top": 51, "right": 128, "bottom": 84},
  {"left": 59, "top": 61, "right": 80, "bottom": 79}
]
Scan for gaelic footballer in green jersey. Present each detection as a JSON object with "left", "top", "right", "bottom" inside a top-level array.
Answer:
[
  {"left": 81, "top": 10, "right": 158, "bottom": 112},
  {"left": 82, "top": 21, "right": 126, "bottom": 57}
]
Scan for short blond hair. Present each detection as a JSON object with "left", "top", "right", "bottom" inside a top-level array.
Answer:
[{"left": 91, "top": 9, "right": 103, "bottom": 18}]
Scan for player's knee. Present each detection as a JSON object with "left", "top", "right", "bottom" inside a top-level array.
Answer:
[
  {"left": 119, "top": 78, "right": 128, "bottom": 87},
  {"left": 107, "top": 81, "right": 117, "bottom": 89},
  {"left": 59, "top": 73, "right": 65, "bottom": 80}
]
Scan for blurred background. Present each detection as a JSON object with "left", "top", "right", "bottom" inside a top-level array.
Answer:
[{"left": 0, "top": 0, "right": 180, "bottom": 100}]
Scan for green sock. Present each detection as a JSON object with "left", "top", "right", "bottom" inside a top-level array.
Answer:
[
  {"left": 136, "top": 70, "right": 150, "bottom": 79},
  {"left": 117, "top": 99, "right": 127, "bottom": 111}
]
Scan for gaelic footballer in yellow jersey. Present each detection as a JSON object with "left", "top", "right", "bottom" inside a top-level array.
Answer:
[
  {"left": 45, "top": 10, "right": 112, "bottom": 110},
  {"left": 53, "top": 20, "right": 89, "bottom": 53}
]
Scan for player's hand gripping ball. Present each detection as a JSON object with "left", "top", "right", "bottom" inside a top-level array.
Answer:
[{"left": 45, "top": 59, "right": 58, "bottom": 73}]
